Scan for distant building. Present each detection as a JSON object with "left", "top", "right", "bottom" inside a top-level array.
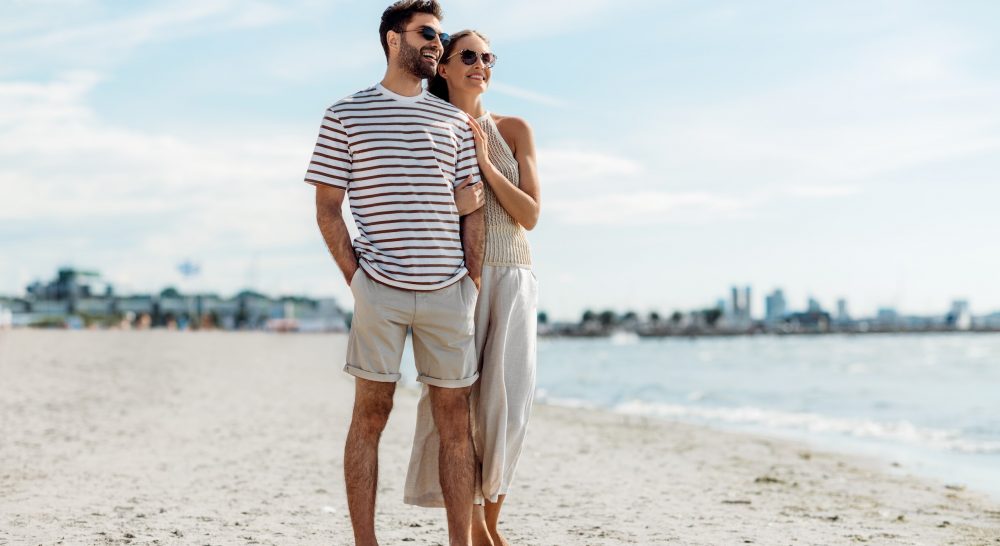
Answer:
[
  {"left": 785, "top": 310, "right": 831, "bottom": 333},
  {"left": 876, "top": 307, "right": 899, "bottom": 327},
  {"left": 765, "top": 289, "right": 787, "bottom": 323},
  {"left": 727, "top": 285, "right": 752, "bottom": 327},
  {"left": 835, "top": 298, "right": 850, "bottom": 324},
  {"left": 26, "top": 268, "right": 112, "bottom": 312},
  {"left": 117, "top": 295, "right": 155, "bottom": 316},
  {"left": 947, "top": 300, "right": 971, "bottom": 331},
  {"left": 807, "top": 297, "right": 823, "bottom": 314},
  {"left": 6, "top": 267, "right": 348, "bottom": 332},
  {"left": 980, "top": 312, "right": 1000, "bottom": 329},
  {"left": 0, "top": 303, "right": 11, "bottom": 329},
  {"left": 289, "top": 298, "right": 349, "bottom": 333}
]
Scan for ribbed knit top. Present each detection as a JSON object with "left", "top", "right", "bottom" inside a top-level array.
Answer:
[{"left": 477, "top": 113, "right": 532, "bottom": 267}]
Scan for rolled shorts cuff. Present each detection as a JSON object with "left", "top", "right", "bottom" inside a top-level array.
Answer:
[
  {"left": 343, "top": 363, "right": 401, "bottom": 383},
  {"left": 416, "top": 371, "right": 479, "bottom": 389}
]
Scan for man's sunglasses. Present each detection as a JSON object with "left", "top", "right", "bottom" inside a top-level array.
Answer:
[
  {"left": 400, "top": 26, "right": 451, "bottom": 46},
  {"left": 447, "top": 49, "right": 498, "bottom": 68}
]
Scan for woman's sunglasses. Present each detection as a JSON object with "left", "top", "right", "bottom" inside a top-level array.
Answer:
[
  {"left": 400, "top": 26, "right": 451, "bottom": 46},
  {"left": 447, "top": 49, "right": 498, "bottom": 68}
]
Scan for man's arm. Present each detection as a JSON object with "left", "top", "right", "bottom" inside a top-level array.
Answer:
[
  {"left": 315, "top": 185, "right": 358, "bottom": 286},
  {"left": 454, "top": 119, "right": 486, "bottom": 289},
  {"left": 461, "top": 206, "right": 485, "bottom": 289}
]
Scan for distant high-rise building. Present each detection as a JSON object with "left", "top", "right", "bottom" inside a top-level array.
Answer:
[
  {"left": 765, "top": 289, "right": 787, "bottom": 322},
  {"left": 807, "top": 297, "right": 823, "bottom": 314},
  {"left": 877, "top": 307, "right": 899, "bottom": 326},
  {"left": 836, "top": 298, "right": 850, "bottom": 323},
  {"left": 948, "top": 300, "right": 971, "bottom": 331},
  {"left": 727, "top": 285, "right": 753, "bottom": 325}
]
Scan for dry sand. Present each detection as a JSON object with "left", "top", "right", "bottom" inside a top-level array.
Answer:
[{"left": 1, "top": 329, "right": 998, "bottom": 545}]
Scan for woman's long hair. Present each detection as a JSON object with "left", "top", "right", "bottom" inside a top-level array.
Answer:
[{"left": 428, "top": 29, "right": 489, "bottom": 102}]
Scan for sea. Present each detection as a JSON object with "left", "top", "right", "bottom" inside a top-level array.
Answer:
[{"left": 401, "top": 333, "right": 1000, "bottom": 499}]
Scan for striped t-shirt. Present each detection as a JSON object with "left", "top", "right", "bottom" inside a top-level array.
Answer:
[{"left": 304, "top": 84, "right": 481, "bottom": 291}]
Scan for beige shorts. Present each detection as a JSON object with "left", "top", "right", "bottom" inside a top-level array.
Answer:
[{"left": 344, "top": 267, "right": 479, "bottom": 388}]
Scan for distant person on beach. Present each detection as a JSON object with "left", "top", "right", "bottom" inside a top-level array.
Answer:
[
  {"left": 404, "top": 29, "right": 541, "bottom": 546},
  {"left": 304, "top": 1, "right": 487, "bottom": 544}
]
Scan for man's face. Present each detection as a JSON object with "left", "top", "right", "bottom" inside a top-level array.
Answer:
[{"left": 395, "top": 13, "right": 445, "bottom": 79}]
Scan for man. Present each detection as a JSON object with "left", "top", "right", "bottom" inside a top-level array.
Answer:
[{"left": 303, "top": 1, "right": 485, "bottom": 545}]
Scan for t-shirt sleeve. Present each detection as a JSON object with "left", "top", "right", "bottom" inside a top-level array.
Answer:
[
  {"left": 453, "top": 121, "right": 482, "bottom": 188},
  {"left": 304, "top": 109, "right": 351, "bottom": 190}
]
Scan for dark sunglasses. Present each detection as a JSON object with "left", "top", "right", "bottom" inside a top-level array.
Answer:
[
  {"left": 447, "top": 49, "right": 498, "bottom": 68},
  {"left": 400, "top": 26, "right": 451, "bottom": 46}
]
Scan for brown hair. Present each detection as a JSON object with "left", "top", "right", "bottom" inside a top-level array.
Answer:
[
  {"left": 379, "top": 0, "right": 444, "bottom": 61},
  {"left": 428, "top": 29, "right": 490, "bottom": 102}
]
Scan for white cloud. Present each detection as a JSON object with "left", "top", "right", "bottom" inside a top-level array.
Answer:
[
  {"left": 548, "top": 191, "right": 750, "bottom": 226},
  {"left": 786, "top": 184, "right": 862, "bottom": 198},
  {"left": 645, "top": 31, "right": 1000, "bottom": 192},
  {"left": 445, "top": 0, "right": 659, "bottom": 40},
  {"left": 537, "top": 147, "right": 644, "bottom": 185},
  {"left": 256, "top": 40, "right": 380, "bottom": 84},
  {"left": 534, "top": 146, "right": 765, "bottom": 225},
  {"left": 0, "top": 0, "right": 339, "bottom": 74},
  {"left": 490, "top": 81, "right": 568, "bottom": 108},
  {"left": 0, "top": 72, "right": 321, "bottom": 270}
]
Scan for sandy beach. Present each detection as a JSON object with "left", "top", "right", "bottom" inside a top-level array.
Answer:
[{"left": 1, "top": 330, "right": 998, "bottom": 545}]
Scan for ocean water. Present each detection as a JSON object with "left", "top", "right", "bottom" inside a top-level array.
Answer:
[
  {"left": 534, "top": 334, "right": 1000, "bottom": 498},
  {"left": 397, "top": 333, "right": 1000, "bottom": 497}
]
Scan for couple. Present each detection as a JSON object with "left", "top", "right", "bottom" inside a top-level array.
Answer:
[{"left": 304, "top": 1, "right": 541, "bottom": 544}]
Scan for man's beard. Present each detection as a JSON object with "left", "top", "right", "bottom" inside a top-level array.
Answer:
[{"left": 399, "top": 38, "right": 436, "bottom": 79}]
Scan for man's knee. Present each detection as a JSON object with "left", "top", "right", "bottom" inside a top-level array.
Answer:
[
  {"left": 351, "top": 379, "right": 395, "bottom": 434},
  {"left": 429, "top": 386, "right": 471, "bottom": 440}
]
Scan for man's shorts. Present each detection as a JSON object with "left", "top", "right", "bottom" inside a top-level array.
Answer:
[{"left": 344, "top": 267, "right": 479, "bottom": 388}]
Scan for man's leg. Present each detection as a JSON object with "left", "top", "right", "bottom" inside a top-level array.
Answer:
[
  {"left": 429, "top": 384, "right": 475, "bottom": 546},
  {"left": 344, "top": 377, "right": 396, "bottom": 546}
]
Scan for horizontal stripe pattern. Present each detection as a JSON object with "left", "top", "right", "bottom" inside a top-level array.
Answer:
[{"left": 305, "top": 84, "right": 481, "bottom": 290}]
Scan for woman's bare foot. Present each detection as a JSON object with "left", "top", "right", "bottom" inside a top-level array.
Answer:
[
  {"left": 488, "top": 529, "right": 510, "bottom": 546},
  {"left": 484, "top": 496, "right": 509, "bottom": 546}
]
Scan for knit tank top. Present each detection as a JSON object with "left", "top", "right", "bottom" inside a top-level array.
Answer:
[{"left": 477, "top": 113, "right": 532, "bottom": 267}]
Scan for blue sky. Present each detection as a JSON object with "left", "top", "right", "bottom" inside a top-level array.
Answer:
[{"left": 1, "top": 0, "right": 999, "bottom": 320}]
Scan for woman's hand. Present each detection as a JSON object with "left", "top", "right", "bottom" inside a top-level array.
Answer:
[
  {"left": 467, "top": 114, "right": 493, "bottom": 176},
  {"left": 453, "top": 175, "right": 485, "bottom": 215}
]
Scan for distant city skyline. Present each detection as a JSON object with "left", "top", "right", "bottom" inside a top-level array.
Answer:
[
  {"left": 2, "top": 266, "right": 992, "bottom": 324},
  {"left": 2, "top": 1, "right": 1000, "bottom": 321}
]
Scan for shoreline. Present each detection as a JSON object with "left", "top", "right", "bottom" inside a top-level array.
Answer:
[
  {"left": 531, "top": 392, "right": 1000, "bottom": 504},
  {"left": 2, "top": 330, "right": 999, "bottom": 544},
  {"left": 541, "top": 328, "right": 1000, "bottom": 339}
]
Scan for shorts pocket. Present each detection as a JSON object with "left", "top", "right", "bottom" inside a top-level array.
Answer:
[
  {"left": 463, "top": 276, "right": 478, "bottom": 308},
  {"left": 349, "top": 267, "right": 363, "bottom": 291}
]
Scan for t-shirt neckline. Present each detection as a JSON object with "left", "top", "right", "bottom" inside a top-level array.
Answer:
[{"left": 376, "top": 82, "right": 426, "bottom": 103}]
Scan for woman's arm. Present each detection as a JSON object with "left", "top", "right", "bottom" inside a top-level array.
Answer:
[{"left": 468, "top": 115, "right": 541, "bottom": 230}]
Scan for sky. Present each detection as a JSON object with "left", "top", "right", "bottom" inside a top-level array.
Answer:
[{"left": 1, "top": 0, "right": 999, "bottom": 321}]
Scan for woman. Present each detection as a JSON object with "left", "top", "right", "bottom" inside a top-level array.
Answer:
[{"left": 403, "top": 29, "right": 541, "bottom": 546}]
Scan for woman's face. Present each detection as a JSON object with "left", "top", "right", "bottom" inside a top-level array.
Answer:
[{"left": 440, "top": 34, "right": 493, "bottom": 95}]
